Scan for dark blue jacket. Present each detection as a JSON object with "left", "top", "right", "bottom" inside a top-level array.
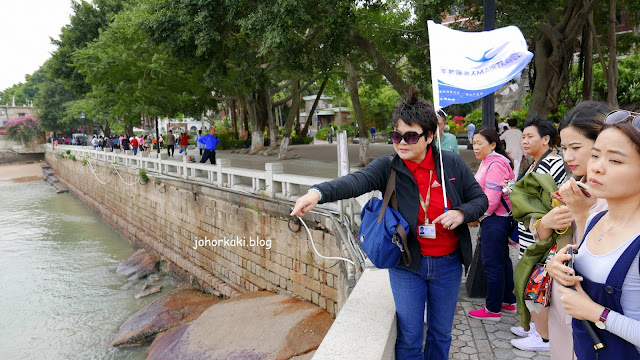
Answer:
[{"left": 314, "top": 145, "right": 488, "bottom": 273}]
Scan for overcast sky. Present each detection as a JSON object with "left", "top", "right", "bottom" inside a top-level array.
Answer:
[{"left": 0, "top": 0, "right": 73, "bottom": 92}]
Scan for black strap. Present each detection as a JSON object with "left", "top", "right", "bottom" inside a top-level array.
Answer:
[
  {"left": 500, "top": 196, "right": 511, "bottom": 214},
  {"left": 376, "top": 169, "right": 411, "bottom": 267}
]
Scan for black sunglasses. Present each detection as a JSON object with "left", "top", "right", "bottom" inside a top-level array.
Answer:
[
  {"left": 604, "top": 110, "right": 640, "bottom": 131},
  {"left": 389, "top": 131, "right": 425, "bottom": 144}
]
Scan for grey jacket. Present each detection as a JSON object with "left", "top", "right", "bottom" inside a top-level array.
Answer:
[{"left": 314, "top": 145, "right": 488, "bottom": 273}]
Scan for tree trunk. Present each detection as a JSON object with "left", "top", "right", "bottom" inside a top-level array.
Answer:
[
  {"left": 245, "top": 94, "right": 264, "bottom": 154},
  {"left": 346, "top": 28, "right": 409, "bottom": 97},
  {"left": 606, "top": 0, "right": 619, "bottom": 108},
  {"left": 582, "top": 16, "right": 593, "bottom": 101},
  {"left": 230, "top": 99, "right": 238, "bottom": 139},
  {"left": 345, "top": 60, "right": 370, "bottom": 166},
  {"left": 278, "top": 76, "right": 300, "bottom": 159},
  {"left": 528, "top": 0, "right": 598, "bottom": 118},
  {"left": 300, "top": 75, "right": 329, "bottom": 137},
  {"left": 263, "top": 86, "right": 277, "bottom": 148}
]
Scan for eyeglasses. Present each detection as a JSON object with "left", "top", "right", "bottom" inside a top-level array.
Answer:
[
  {"left": 604, "top": 110, "right": 640, "bottom": 130},
  {"left": 389, "top": 131, "right": 425, "bottom": 144}
]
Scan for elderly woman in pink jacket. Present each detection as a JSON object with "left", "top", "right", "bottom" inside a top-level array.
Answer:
[{"left": 468, "top": 127, "right": 517, "bottom": 320}]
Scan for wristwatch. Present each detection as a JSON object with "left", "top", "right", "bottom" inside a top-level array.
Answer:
[{"left": 595, "top": 308, "right": 611, "bottom": 330}]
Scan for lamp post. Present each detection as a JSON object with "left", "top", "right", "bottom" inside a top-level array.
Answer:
[{"left": 80, "top": 112, "right": 86, "bottom": 146}]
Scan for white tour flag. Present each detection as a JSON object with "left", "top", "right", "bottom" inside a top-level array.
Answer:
[{"left": 428, "top": 20, "right": 533, "bottom": 109}]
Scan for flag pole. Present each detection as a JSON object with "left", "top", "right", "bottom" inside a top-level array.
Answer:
[{"left": 435, "top": 116, "right": 449, "bottom": 212}]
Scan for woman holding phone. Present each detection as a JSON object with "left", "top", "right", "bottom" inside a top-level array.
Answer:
[
  {"left": 549, "top": 109, "right": 640, "bottom": 359},
  {"left": 531, "top": 101, "right": 611, "bottom": 358}
]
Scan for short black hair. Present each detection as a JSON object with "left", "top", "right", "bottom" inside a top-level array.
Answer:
[
  {"left": 392, "top": 86, "right": 438, "bottom": 137},
  {"left": 507, "top": 118, "right": 518, "bottom": 127},
  {"left": 523, "top": 117, "right": 558, "bottom": 146}
]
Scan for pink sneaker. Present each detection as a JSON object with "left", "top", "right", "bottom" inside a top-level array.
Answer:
[
  {"left": 468, "top": 307, "right": 501, "bottom": 321},
  {"left": 501, "top": 303, "right": 516, "bottom": 313}
]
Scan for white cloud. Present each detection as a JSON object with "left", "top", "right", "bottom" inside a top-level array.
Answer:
[{"left": 0, "top": 0, "right": 73, "bottom": 92}]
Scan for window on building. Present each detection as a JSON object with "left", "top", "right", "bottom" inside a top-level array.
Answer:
[{"left": 18, "top": 113, "right": 26, "bottom": 117}]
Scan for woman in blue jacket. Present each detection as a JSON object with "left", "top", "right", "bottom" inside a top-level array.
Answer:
[{"left": 291, "top": 88, "right": 487, "bottom": 359}]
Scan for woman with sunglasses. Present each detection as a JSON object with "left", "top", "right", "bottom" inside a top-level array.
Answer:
[
  {"left": 510, "top": 117, "right": 567, "bottom": 352},
  {"left": 547, "top": 109, "right": 640, "bottom": 359},
  {"left": 291, "top": 87, "right": 488, "bottom": 359},
  {"left": 467, "top": 127, "right": 517, "bottom": 321},
  {"left": 528, "top": 101, "right": 611, "bottom": 359}
]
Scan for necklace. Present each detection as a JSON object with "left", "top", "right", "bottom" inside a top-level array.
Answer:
[{"left": 597, "top": 213, "right": 636, "bottom": 241}]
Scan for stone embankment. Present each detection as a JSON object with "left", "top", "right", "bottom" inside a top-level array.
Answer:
[{"left": 112, "top": 250, "right": 333, "bottom": 359}]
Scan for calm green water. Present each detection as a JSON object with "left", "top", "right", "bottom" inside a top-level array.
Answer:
[{"left": 0, "top": 180, "right": 172, "bottom": 360}]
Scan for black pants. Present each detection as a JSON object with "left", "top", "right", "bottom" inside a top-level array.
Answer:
[
  {"left": 167, "top": 145, "right": 174, "bottom": 156},
  {"left": 200, "top": 149, "right": 216, "bottom": 164},
  {"left": 199, "top": 148, "right": 203, "bottom": 155}
]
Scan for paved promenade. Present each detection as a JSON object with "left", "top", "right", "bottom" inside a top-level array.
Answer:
[{"left": 154, "top": 142, "right": 550, "bottom": 359}]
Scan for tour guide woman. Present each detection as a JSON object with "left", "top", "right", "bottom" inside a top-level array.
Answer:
[{"left": 291, "top": 88, "right": 488, "bottom": 359}]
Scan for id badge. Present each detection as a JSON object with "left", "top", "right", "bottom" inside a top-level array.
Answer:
[{"left": 419, "top": 221, "right": 436, "bottom": 239}]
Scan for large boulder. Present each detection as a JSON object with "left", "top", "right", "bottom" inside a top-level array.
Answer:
[
  {"left": 111, "top": 286, "right": 221, "bottom": 347},
  {"left": 147, "top": 291, "right": 333, "bottom": 360},
  {"left": 116, "top": 249, "right": 160, "bottom": 279}
]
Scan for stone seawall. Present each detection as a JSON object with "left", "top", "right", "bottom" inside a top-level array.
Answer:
[{"left": 45, "top": 151, "right": 348, "bottom": 316}]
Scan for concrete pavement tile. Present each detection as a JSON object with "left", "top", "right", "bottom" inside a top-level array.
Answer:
[
  {"left": 483, "top": 324, "right": 497, "bottom": 333},
  {"left": 450, "top": 352, "right": 470, "bottom": 360},
  {"left": 512, "top": 348, "right": 536, "bottom": 358},
  {"left": 532, "top": 355, "right": 551, "bottom": 360},
  {"left": 474, "top": 339, "right": 492, "bottom": 352},
  {"left": 494, "top": 348, "right": 517, "bottom": 359},
  {"left": 458, "top": 334, "right": 473, "bottom": 342},
  {"left": 460, "top": 346, "right": 477, "bottom": 355},
  {"left": 495, "top": 330, "right": 515, "bottom": 340},
  {"left": 470, "top": 326, "right": 487, "bottom": 340},
  {"left": 487, "top": 332, "right": 497, "bottom": 341}
]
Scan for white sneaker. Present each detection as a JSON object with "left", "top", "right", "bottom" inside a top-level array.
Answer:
[
  {"left": 510, "top": 333, "right": 550, "bottom": 352},
  {"left": 510, "top": 322, "right": 536, "bottom": 337}
]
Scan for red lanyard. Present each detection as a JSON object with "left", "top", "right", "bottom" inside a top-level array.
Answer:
[{"left": 418, "top": 170, "right": 433, "bottom": 225}]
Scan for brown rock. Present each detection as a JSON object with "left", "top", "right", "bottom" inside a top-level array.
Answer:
[
  {"left": 146, "top": 291, "right": 333, "bottom": 359},
  {"left": 111, "top": 286, "right": 221, "bottom": 347},
  {"left": 134, "top": 286, "right": 162, "bottom": 299},
  {"left": 116, "top": 249, "right": 160, "bottom": 279}
]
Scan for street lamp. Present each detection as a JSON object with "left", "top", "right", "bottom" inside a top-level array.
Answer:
[{"left": 80, "top": 112, "right": 86, "bottom": 146}]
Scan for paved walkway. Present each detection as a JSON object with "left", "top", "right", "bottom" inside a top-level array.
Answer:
[{"left": 149, "top": 142, "right": 549, "bottom": 359}]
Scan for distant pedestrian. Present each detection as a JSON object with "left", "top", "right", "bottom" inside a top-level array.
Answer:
[
  {"left": 166, "top": 129, "right": 175, "bottom": 156},
  {"left": 467, "top": 122, "right": 476, "bottom": 144},
  {"left": 91, "top": 135, "right": 98, "bottom": 149},
  {"left": 130, "top": 136, "right": 139, "bottom": 155},
  {"left": 500, "top": 118, "right": 524, "bottom": 174},
  {"left": 106, "top": 137, "right": 113, "bottom": 151},
  {"left": 435, "top": 109, "right": 460, "bottom": 154},
  {"left": 370, "top": 126, "right": 376, "bottom": 143},
  {"left": 121, "top": 135, "right": 130, "bottom": 153},
  {"left": 328, "top": 125, "right": 335, "bottom": 144},
  {"left": 196, "top": 130, "right": 205, "bottom": 155},
  {"left": 198, "top": 128, "right": 220, "bottom": 165},
  {"left": 180, "top": 132, "right": 190, "bottom": 153}
]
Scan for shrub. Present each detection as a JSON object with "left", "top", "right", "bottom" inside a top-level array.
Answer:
[
  {"left": 5, "top": 114, "right": 42, "bottom": 145},
  {"left": 506, "top": 108, "right": 528, "bottom": 129},
  {"left": 464, "top": 109, "right": 483, "bottom": 128},
  {"left": 291, "top": 135, "right": 313, "bottom": 145},
  {"left": 69, "top": 154, "right": 77, "bottom": 161},
  {"left": 315, "top": 128, "right": 330, "bottom": 140},
  {"left": 138, "top": 169, "right": 149, "bottom": 184},
  {"left": 65, "top": 149, "right": 71, "bottom": 155}
]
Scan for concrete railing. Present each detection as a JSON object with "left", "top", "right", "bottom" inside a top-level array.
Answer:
[
  {"left": 53, "top": 145, "right": 341, "bottom": 204},
  {"left": 313, "top": 262, "right": 396, "bottom": 360}
]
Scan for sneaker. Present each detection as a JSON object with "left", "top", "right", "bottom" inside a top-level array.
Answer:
[
  {"left": 468, "top": 307, "right": 501, "bottom": 321},
  {"left": 511, "top": 333, "right": 550, "bottom": 352},
  {"left": 501, "top": 303, "right": 517, "bottom": 313},
  {"left": 510, "top": 322, "right": 536, "bottom": 337}
]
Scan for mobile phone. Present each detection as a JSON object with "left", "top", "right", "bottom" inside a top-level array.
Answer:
[
  {"left": 564, "top": 246, "right": 575, "bottom": 273},
  {"left": 576, "top": 181, "right": 591, "bottom": 198}
]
